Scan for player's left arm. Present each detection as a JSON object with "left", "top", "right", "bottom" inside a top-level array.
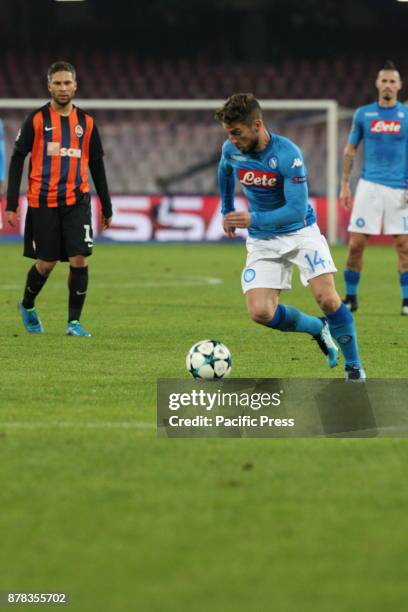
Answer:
[
  {"left": 88, "top": 123, "right": 113, "bottom": 230},
  {"left": 225, "top": 148, "right": 308, "bottom": 230}
]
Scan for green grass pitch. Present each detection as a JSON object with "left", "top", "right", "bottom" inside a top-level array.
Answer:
[{"left": 1, "top": 241, "right": 408, "bottom": 611}]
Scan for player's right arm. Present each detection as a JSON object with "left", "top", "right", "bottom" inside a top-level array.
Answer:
[
  {"left": 340, "top": 109, "right": 362, "bottom": 211},
  {"left": 217, "top": 144, "right": 236, "bottom": 238},
  {"left": 6, "top": 114, "right": 34, "bottom": 226},
  {"left": 339, "top": 143, "right": 358, "bottom": 210}
]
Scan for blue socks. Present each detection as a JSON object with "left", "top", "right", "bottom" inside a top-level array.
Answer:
[
  {"left": 326, "top": 303, "right": 361, "bottom": 368},
  {"left": 345, "top": 270, "right": 408, "bottom": 301},
  {"left": 344, "top": 269, "right": 360, "bottom": 296},
  {"left": 267, "top": 305, "right": 323, "bottom": 336},
  {"left": 266, "top": 303, "right": 363, "bottom": 370},
  {"left": 400, "top": 272, "right": 408, "bottom": 300}
]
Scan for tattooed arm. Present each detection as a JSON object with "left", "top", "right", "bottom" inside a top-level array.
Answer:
[{"left": 339, "top": 143, "right": 357, "bottom": 210}]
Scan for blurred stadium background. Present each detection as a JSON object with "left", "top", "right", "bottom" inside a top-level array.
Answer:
[
  {"left": 2, "top": 3, "right": 408, "bottom": 611},
  {"left": 1, "top": 0, "right": 408, "bottom": 244}
]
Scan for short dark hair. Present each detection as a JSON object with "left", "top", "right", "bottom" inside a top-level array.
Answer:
[
  {"left": 47, "top": 61, "right": 76, "bottom": 81},
  {"left": 215, "top": 93, "right": 262, "bottom": 125},
  {"left": 382, "top": 60, "right": 397, "bottom": 71}
]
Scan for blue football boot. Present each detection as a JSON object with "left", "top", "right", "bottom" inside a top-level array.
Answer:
[
  {"left": 313, "top": 320, "right": 339, "bottom": 368},
  {"left": 66, "top": 320, "right": 91, "bottom": 337},
  {"left": 18, "top": 300, "right": 44, "bottom": 334}
]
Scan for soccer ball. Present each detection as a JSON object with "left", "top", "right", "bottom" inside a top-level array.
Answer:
[{"left": 186, "top": 339, "right": 232, "bottom": 379}]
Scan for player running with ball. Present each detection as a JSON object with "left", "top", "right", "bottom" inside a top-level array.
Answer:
[{"left": 215, "top": 93, "right": 365, "bottom": 380}]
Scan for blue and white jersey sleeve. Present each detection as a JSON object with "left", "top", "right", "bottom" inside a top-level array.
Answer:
[
  {"left": 217, "top": 142, "right": 235, "bottom": 215},
  {"left": 250, "top": 141, "right": 309, "bottom": 231},
  {"left": 348, "top": 108, "right": 364, "bottom": 147},
  {"left": 0, "top": 119, "right": 5, "bottom": 181}
]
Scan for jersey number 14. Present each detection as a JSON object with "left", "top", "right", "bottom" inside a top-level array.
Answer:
[{"left": 304, "top": 250, "right": 326, "bottom": 273}]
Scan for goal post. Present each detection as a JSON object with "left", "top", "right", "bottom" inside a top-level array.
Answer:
[{"left": 0, "top": 98, "right": 339, "bottom": 243}]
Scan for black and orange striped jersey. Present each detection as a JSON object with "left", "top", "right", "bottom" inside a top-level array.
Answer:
[{"left": 13, "top": 103, "right": 104, "bottom": 208}]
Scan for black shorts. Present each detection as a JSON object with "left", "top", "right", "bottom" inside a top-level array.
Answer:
[{"left": 24, "top": 198, "right": 93, "bottom": 262}]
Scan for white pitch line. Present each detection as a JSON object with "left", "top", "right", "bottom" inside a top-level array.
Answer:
[
  {"left": 0, "top": 421, "right": 155, "bottom": 430},
  {"left": 0, "top": 277, "right": 223, "bottom": 290}
]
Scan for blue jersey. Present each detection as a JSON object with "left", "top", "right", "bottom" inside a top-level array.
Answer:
[
  {"left": 217, "top": 133, "right": 316, "bottom": 238},
  {"left": 0, "top": 119, "right": 5, "bottom": 181},
  {"left": 348, "top": 101, "right": 408, "bottom": 189}
]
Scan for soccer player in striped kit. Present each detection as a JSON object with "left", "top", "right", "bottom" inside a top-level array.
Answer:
[
  {"left": 340, "top": 61, "right": 408, "bottom": 316},
  {"left": 6, "top": 61, "right": 113, "bottom": 336},
  {"left": 216, "top": 93, "right": 365, "bottom": 380}
]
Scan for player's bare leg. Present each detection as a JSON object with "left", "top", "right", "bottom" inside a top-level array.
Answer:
[
  {"left": 36, "top": 260, "right": 58, "bottom": 275},
  {"left": 245, "top": 288, "right": 280, "bottom": 323},
  {"left": 346, "top": 232, "right": 369, "bottom": 270},
  {"left": 394, "top": 234, "right": 408, "bottom": 315},
  {"left": 309, "top": 273, "right": 341, "bottom": 314},
  {"left": 66, "top": 255, "right": 91, "bottom": 337},
  {"left": 245, "top": 287, "right": 338, "bottom": 369},
  {"left": 18, "top": 259, "right": 57, "bottom": 334},
  {"left": 310, "top": 273, "right": 365, "bottom": 380},
  {"left": 343, "top": 232, "right": 370, "bottom": 312}
]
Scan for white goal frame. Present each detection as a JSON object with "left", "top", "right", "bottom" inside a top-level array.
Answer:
[{"left": 0, "top": 98, "right": 339, "bottom": 243}]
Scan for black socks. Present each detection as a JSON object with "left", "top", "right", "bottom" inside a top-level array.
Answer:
[
  {"left": 22, "top": 263, "right": 89, "bottom": 322},
  {"left": 68, "top": 266, "right": 89, "bottom": 322},
  {"left": 22, "top": 265, "right": 49, "bottom": 309}
]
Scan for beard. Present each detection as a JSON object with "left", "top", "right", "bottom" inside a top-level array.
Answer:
[
  {"left": 51, "top": 92, "right": 74, "bottom": 107},
  {"left": 240, "top": 135, "right": 260, "bottom": 154}
]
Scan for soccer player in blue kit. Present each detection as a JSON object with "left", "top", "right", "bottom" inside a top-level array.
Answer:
[
  {"left": 340, "top": 61, "right": 408, "bottom": 315},
  {"left": 215, "top": 93, "right": 365, "bottom": 380}
]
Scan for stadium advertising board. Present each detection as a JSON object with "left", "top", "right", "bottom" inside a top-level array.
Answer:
[{"left": 0, "top": 195, "right": 391, "bottom": 243}]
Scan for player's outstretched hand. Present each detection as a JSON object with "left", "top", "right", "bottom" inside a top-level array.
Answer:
[
  {"left": 224, "top": 211, "right": 251, "bottom": 229},
  {"left": 6, "top": 210, "right": 20, "bottom": 227},
  {"left": 339, "top": 183, "right": 353, "bottom": 210},
  {"left": 102, "top": 216, "right": 112, "bottom": 230}
]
